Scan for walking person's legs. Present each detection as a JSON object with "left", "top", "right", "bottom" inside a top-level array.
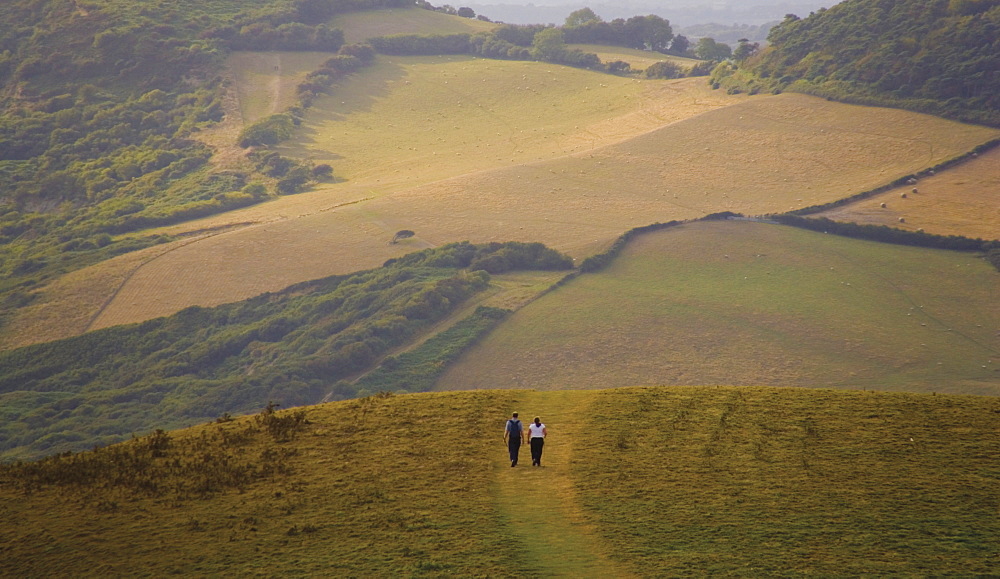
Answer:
[
  {"left": 530, "top": 437, "right": 544, "bottom": 466},
  {"left": 508, "top": 437, "right": 521, "bottom": 467}
]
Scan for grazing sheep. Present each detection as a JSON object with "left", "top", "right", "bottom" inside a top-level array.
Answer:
[
  {"left": 901, "top": 192, "right": 907, "bottom": 198},
  {"left": 912, "top": 187, "right": 918, "bottom": 194},
  {"left": 880, "top": 202, "right": 887, "bottom": 208},
  {"left": 898, "top": 217, "right": 906, "bottom": 223}
]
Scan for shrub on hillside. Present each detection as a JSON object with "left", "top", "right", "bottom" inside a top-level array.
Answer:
[{"left": 238, "top": 114, "right": 295, "bottom": 148}]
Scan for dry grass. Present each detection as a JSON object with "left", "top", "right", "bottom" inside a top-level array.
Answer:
[
  {"left": 575, "top": 386, "right": 1000, "bottom": 576},
  {"left": 11, "top": 56, "right": 998, "bottom": 344},
  {"left": 3, "top": 387, "right": 997, "bottom": 576},
  {"left": 436, "top": 220, "right": 1000, "bottom": 395},
  {"left": 0, "top": 392, "right": 527, "bottom": 577},
  {"left": 816, "top": 146, "right": 1000, "bottom": 240}
]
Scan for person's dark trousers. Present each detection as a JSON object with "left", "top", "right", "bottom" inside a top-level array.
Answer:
[
  {"left": 508, "top": 437, "right": 521, "bottom": 466},
  {"left": 530, "top": 437, "right": 544, "bottom": 466}
]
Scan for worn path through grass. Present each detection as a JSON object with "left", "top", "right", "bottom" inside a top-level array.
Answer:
[{"left": 494, "top": 390, "right": 631, "bottom": 577}]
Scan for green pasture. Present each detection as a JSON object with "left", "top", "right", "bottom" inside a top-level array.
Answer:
[
  {"left": 438, "top": 220, "right": 999, "bottom": 395},
  {"left": 569, "top": 43, "right": 702, "bottom": 72},
  {"left": 330, "top": 7, "right": 496, "bottom": 44},
  {"left": 2, "top": 387, "right": 996, "bottom": 576}
]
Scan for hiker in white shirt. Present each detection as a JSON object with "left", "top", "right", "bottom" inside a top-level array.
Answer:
[{"left": 528, "top": 417, "right": 547, "bottom": 466}]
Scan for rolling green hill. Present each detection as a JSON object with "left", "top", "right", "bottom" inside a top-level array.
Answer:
[
  {"left": 438, "top": 220, "right": 1000, "bottom": 395},
  {"left": 2, "top": 386, "right": 997, "bottom": 576}
]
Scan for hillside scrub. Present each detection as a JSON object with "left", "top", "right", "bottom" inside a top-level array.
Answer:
[
  {"left": 716, "top": 0, "right": 1000, "bottom": 125},
  {"left": 0, "top": 241, "right": 573, "bottom": 461},
  {"left": 0, "top": 0, "right": 407, "bottom": 334}
]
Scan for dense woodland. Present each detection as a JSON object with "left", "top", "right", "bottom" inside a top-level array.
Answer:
[
  {"left": 713, "top": 0, "right": 1000, "bottom": 125},
  {"left": 0, "top": 241, "right": 573, "bottom": 461}
]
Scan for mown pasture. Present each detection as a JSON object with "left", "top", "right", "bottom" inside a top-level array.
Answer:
[
  {"left": 438, "top": 220, "right": 999, "bottom": 395},
  {"left": 568, "top": 43, "right": 702, "bottom": 72},
  {"left": 1, "top": 387, "right": 997, "bottom": 576},
  {"left": 330, "top": 6, "right": 497, "bottom": 45},
  {"left": 816, "top": 146, "right": 1000, "bottom": 240},
  {"left": 10, "top": 55, "right": 998, "bottom": 345}
]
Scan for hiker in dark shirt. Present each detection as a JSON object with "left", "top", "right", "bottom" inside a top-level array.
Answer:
[{"left": 503, "top": 412, "right": 525, "bottom": 467}]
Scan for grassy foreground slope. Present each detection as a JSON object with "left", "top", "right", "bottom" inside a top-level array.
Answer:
[
  {"left": 438, "top": 220, "right": 1000, "bottom": 395},
  {"left": 2, "top": 387, "right": 997, "bottom": 576}
]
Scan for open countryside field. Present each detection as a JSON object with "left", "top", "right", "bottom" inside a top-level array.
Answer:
[
  {"left": 331, "top": 7, "right": 496, "bottom": 45},
  {"left": 438, "top": 220, "right": 1000, "bottom": 395},
  {"left": 815, "top": 146, "right": 1000, "bottom": 240},
  {"left": 2, "top": 387, "right": 998, "bottom": 576},
  {"left": 7, "top": 55, "right": 998, "bottom": 346},
  {"left": 569, "top": 43, "right": 703, "bottom": 72}
]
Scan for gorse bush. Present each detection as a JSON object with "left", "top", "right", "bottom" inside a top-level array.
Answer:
[{"left": 0, "top": 402, "right": 310, "bottom": 501}]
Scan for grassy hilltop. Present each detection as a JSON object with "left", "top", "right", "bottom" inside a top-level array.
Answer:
[
  {"left": 2, "top": 387, "right": 998, "bottom": 576},
  {"left": 2, "top": 0, "right": 1000, "bottom": 575}
]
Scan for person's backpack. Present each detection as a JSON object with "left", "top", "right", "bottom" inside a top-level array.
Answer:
[{"left": 507, "top": 419, "right": 522, "bottom": 437}]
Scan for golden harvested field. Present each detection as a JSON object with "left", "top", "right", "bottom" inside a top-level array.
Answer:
[
  {"left": 9, "top": 53, "right": 998, "bottom": 345},
  {"left": 816, "top": 146, "right": 1000, "bottom": 240},
  {"left": 437, "top": 220, "right": 1000, "bottom": 395},
  {"left": 331, "top": 7, "right": 496, "bottom": 44}
]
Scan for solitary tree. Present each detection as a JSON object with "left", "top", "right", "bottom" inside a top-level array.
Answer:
[
  {"left": 531, "top": 28, "right": 567, "bottom": 61},
  {"left": 565, "top": 7, "right": 602, "bottom": 27},
  {"left": 391, "top": 230, "right": 415, "bottom": 244}
]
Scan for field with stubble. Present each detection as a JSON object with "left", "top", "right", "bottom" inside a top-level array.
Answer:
[
  {"left": 815, "top": 146, "right": 1000, "bottom": 240},
  {"left": 4, "top": 7, "right": 998, "bottom": 349}
]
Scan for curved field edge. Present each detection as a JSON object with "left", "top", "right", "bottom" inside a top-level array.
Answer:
[
  {"left": 37, "top": 91, "right": 999, "bottom": 341},
  {"left": 1, "top": 387, "right": 997, "bottom": 576},
  {"left": 436, "top": 220, "right": 1000, "bottom": 395},
  {"left": 812, "top": 145, "right": 1000, "bottom": 240}
]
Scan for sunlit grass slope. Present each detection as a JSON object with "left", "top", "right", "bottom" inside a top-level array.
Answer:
[
  {"left": 815, "top": 146, "right": 1000, "bottom": 240},
  {"left": 574, "top": 386, "right": 1000, "bottom": 576},
  {"left": 2, "top": 387, "right": 997, "bottom": 576},
  {"left": 569, "top": 43, "right": 702, "bottom": 72},
  {"left": 15, "top": 61, "right": 998, "bottom": 342},
  {"left": 331, "top": 6, "right": 496, "bottom": 45},
  {"left": 438, "top": 220, "right": 1000, "bottom": 395}
]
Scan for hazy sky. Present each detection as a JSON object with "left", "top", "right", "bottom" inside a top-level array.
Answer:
[{"left": 464, "top": 0, "right": 841, "bottom": 27}]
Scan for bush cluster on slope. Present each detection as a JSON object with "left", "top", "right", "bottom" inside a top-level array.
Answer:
[
  {"left": 720, "top": 0, "right": 1000, "bottom": 125},
  {"left": 0, "top": 241, "right": 573, "bottom": 461}
]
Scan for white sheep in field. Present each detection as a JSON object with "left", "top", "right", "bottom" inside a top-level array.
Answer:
[
  {"left": 898, "top": 217, "right": 906, "bottom": 223},
  {"left": 901, "top": 192, "right": 907, "bottom": 198},
  {"left": 880, "top": 202, "right": 887, "bottom": 208},
  {"left": 912, "top": 187, "right": 918, "bottom": 194}
]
